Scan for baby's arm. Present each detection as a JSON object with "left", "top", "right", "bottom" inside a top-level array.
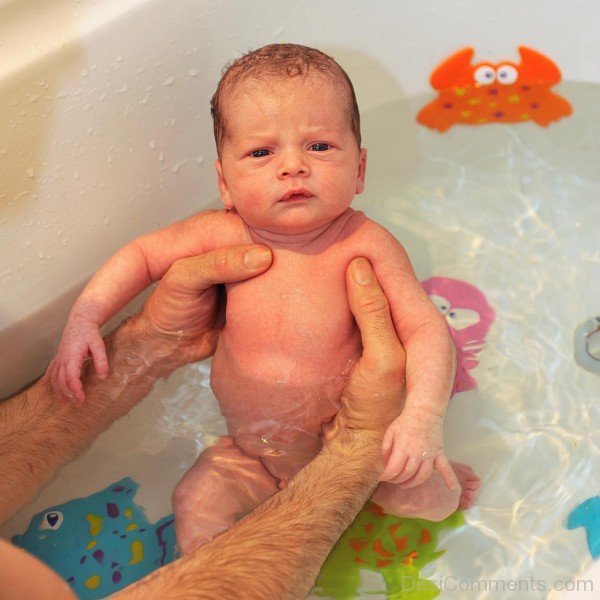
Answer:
[
  {"left": 363, "top": 224, "right": 456, "bottom": 489},
  {"left": 51, "top": 210, "right": 238, "bottom": 402}
]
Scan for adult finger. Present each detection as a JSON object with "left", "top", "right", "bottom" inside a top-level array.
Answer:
[
  {"left": 143, "top": 245, "right": 273, "bottom": 339},
  {"left": 346, "top": 258, "right": 401, "bottom": 363},
  {"left": 160, "top": 245, "right": 273, "bottom": 294},
  {"left": 339, "top": 258, "right": 406, "bottom": 432}
]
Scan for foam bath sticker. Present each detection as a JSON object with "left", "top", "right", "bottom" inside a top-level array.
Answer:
[
  {"left": 417, "top": 46, "right": 572, "bottom": 132},
  {"left": 313, "top": 502, "right": 464, "bottom": 599},
  {"left": 11, "top": 477, "right": 177, "bottom": 599},
  {"left": 421, "top": 277, "right": 495, "bottom": 394},
  {"left": 567, "top": 496, "right": 600, "bottom": 559}
]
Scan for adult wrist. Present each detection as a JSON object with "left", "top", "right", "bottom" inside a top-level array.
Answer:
[
  {"left": 111, "top": 314, "right": 192, "bottom": 381},
  {"left": 323, "top": 424, "right": 384, "bottom": 476}
]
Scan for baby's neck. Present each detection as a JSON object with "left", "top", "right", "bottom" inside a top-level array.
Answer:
[{"left": 247, "top": 209, "right": 355, "bottom": 252}]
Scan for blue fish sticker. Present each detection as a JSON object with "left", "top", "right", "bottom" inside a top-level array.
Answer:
[
  {"left": 567, "top": 495, "right": 600, "bottom": 559},
  {"left": 11, "top": 477, "right": 177, "bottom": 599}
]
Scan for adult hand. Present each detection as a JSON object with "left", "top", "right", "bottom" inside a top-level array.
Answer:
[
  {"left": 135, "top": 244, "right": 273, "bottom": 365},
  {"left": 324, "top": 258, "right": 406, "bottom": 447}
]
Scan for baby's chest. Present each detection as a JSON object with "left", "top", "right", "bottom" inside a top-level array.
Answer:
[{"left": 224, "top": 250, "right": 355, "bottom": 347}]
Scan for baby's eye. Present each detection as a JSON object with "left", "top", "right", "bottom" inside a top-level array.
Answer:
[
  {"left": 309, "top": 143, "right": 330, "bottom": 152},
  {"left": 250, "top": 149, "right": 271, "bottom": 158}
]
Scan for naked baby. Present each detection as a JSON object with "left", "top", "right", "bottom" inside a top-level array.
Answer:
[{"left": 49, "top": 44, "right": 480, "bottom": 554}]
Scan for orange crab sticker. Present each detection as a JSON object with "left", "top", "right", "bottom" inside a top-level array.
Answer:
[{"left": 417, "top": 46, "right": 572, "bottom": 132}]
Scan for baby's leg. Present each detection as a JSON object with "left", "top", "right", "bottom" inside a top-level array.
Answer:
[
  {"left": 172, "top": 436, "right": 279, "bottom": 554},
  {"left": 372, "top": 461, "right": 480, "bottom": 521}
]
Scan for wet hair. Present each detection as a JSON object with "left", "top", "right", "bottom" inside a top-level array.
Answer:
[{"left": 210, "top": 43, "right": 361, "bottom": 156}]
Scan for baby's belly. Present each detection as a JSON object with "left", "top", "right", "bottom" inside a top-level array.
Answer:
[
  {"left": 210, "top": 325, "right": 360, "bottom": 480},
  {"left": 211, "top": 333, "right": 359, "bottom": 431}
]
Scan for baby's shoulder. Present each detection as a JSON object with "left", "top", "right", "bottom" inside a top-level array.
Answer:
[
  {"left": 340, "top": 210, "right": 400, "bottom": 247},
  {"left": 182, "top": 208, "right": 253, "bottom": 245}
]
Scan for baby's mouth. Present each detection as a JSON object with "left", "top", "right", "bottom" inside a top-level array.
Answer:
[{"left": 280, "top": 189, "right": 313, "bottom": 202}]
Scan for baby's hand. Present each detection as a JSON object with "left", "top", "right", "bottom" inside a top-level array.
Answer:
[
  {"left": 47, "top": 316, "right": 109, "bottom": 404},
  {"left": 379, "top": 407, "right": 456, "bottom": 489}
]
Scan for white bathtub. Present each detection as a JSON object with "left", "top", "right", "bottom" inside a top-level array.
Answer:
[{"left": 1, "top": 0, "right": 598, "bottom": 597}]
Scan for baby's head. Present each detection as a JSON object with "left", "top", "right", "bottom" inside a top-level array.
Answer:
[
  {"left": 211, "top": 44, "right": 366, "bottom": 236},
  {"left": 211, "top": 44, "right": 361, "bottom": 157}
]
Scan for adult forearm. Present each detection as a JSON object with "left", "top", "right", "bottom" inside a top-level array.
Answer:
[
  {"left": 116, "top": 429, "right": 383, "bottom": 600},
  {"left": 0, "top": 315, "right": 186, "bottom": 526}
]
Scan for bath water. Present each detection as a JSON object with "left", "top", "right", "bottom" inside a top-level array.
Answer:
[{"left": 2, "top": 82, "right": 598, "bottom": 599}]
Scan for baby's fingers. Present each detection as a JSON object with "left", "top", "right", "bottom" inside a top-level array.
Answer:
[
  {"left": 89, "top": 338, "right": 109, "bottom": 379},
  {"left": 381, "top": 427, "right": 395, "bottom": 464},
  {"left": 55, "top": 362, "right": 75, "bottom": 404},
  {"left": 393, "top": 455, "right": 423, "bottom": 484},
  {"left": 47, "top": 359, "right": 67, "bottom": 404},
  {"left": 64, "top": 356, "right": 86, "bottom": 405},
  {"left": 379, "top": 448, "right": 409, "bottom": 482},
  {"left": 434, "top": 455, "right": 457, "bottom": 490},
  {"left": 399, "top": 460, "right": 434, "bottom": 488}
]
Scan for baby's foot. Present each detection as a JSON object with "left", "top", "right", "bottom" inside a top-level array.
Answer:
[
  {"left": 450, "top": 461, "right": 481, "bottom": 510},
  {"left": 373, "top": 460, "right": 481, "bottom": 521}
]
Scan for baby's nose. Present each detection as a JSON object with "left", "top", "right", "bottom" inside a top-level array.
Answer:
[{"left": 277, "top": 149, "right": 310, "bottom": 178}]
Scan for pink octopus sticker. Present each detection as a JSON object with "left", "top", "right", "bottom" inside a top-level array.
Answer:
[{"left": 421, "top": 277, "right": 495, "bottom": 394}]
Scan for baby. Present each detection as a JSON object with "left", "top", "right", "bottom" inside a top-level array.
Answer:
[{"left": 50, "top": 44, "right": 479, "bottom": 553}]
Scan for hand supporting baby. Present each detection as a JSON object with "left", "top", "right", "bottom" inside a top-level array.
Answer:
[
  {"left": 47, "top": 245, "right": 274, "bottom": 405},
  {"left": 379, "top": 406, "right": 456, "bottom": 490}
]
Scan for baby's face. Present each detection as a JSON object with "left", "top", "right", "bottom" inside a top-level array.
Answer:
[{"left": 215, "top": 73, "right": 366, "bottom": 236}]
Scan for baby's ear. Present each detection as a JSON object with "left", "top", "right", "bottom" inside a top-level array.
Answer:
[
  {"left": 355, "top": 148, "right": 367, "bottom": 195},
  {"left": 215, "top": 159, "right": 234, "bottom": 209}
]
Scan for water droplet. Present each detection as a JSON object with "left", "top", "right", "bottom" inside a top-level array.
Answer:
[
  {"left": 172, "top": 160, "right": 187, "bottom": 174},
  {"left": 73, "top": 171, "right": 79, "bottom": 180},
  {"left": 272, "top": 26, "right": 284, "bottom": 36},
  {"left": 27, "top": 167, "right": 35, "bottom": 179},
  {"left": 149, "top": 140, "right": 156, "bottom": 150},
  {"left": 188, "top": 69, "right": 198, "bottom": 77},
  {"left": 81, "top": 68, "right": 88, "bottom": 77},
  {"left": 158, "top": 152, "right": 164, "bottom": 162},
  {"left": 24, "top": 240, "right": 32, "bottom": 248},
  {"left": 29, "top": 94, "right": 40, "bottom": 103},
  {"left": 195, "top": 156, "right": 204, "bottom": 164},
  {"left": 163, "top": 76, "right": 175, "bottom": 86}
]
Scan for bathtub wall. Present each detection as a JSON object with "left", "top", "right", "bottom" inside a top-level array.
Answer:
[{"left": 1, "top": 0, "right": 599, "bottom": 396}]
